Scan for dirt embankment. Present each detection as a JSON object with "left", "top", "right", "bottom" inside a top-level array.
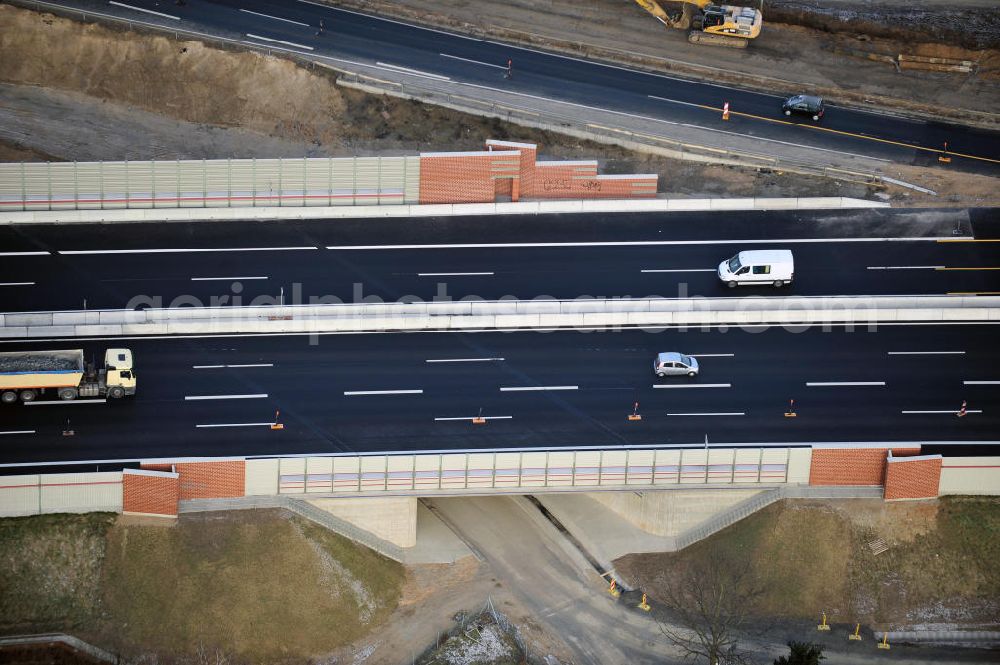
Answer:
[
  {"left": 0, "top": 5, "right": 997, "bottom": 204},
  {"left": 617, "top": 497, "right": 1000, "bottom": 627}
]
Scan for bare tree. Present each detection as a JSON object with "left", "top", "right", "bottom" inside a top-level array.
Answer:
[{"left": 655, "top": 547, "right": 764, "bottom": 665}]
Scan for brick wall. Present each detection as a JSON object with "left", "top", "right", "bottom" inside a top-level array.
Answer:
[
  {"left": 418, "top": 151, "right": 519, "bottom": 204},
  {"left": 884, "top": 455, "right": 943, "bottom": 500},
  {"left": 122, "top": 469, "right": 179, "bottom": 517},
  {"left": 174, "top": 461, "right": 246, "bottom": 500},
  {"left": 808, "top": 447, "right": 921, "bottom": 486},
  {"left": 419, "top": 140, "right": 658, "bottom": 203}
]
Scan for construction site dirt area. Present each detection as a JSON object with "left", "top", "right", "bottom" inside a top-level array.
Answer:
[{"left": 1, "top": 5, "right": 998, "bottom": 206}]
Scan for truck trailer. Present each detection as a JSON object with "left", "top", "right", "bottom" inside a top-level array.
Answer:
[{"left": 0, "top": 348, "right": 136, "bottom": 403}]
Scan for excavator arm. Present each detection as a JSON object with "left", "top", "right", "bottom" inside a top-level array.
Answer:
[{"left": 633, "top": 0, "right": 710, "bottom": 30}]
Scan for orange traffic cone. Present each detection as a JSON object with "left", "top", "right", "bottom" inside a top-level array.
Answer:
[
  {"left": 722, "top": 101, "right": 730, "bottom": 121},
  {"left": 957, "top": 400, "right": 967, "bottom": 417},
  {"left": 271, "top": 410, "right": 284, "bottom": 430},
  {"left": 628, "top": 401, "right": 642, "bottom": 421}
]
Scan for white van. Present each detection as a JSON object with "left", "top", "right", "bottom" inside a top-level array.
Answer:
[{"left": 718, "top": 249, "right": 794, "bottom": 288}]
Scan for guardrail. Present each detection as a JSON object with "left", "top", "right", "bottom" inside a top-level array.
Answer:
[{"left": 2, "top": 295, "right": 998, "bottom": 339}]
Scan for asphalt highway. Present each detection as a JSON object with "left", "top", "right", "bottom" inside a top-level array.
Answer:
[
  {"left": 47, "top": 0, "right": 1000, "bottom": 174},
  {"left": 2, "top": 209, "right": 999, "bottom": 311},
  {"left": 0, "top": 323, "right": 998, "bottom": 466}
]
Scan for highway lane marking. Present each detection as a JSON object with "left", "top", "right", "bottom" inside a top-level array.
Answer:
[
  {"left": 376, "top": 62, "right": 450, "bottom": 81},
  {"left": 60, "top": 247, "right": 317, "bottom": 255},
  {"left": 344, "top": 389, "right": 423, "bottom": 395},
  {"left": 653, "top": 384, "right": 730, "bottom": 389},
  {"left": 964, "top": 381, "right": 1000, "bottom": 385},
  {"left": 245, "top": 33, "right": 314, "bottom": 51},
  {"left": 192, "top": 363, "right": 274, "bottom": 369},
  {"left": 240, "top": 9, "right": 310, "bottom": 27},
  {"left": 434, "top": 416, "right": 513, "bottom": 421},
  {"left": 418, "top": 272, "right": 495, "bottom": 277},
  {"left": 688, "top": 353, "right": 735, "bottom": 358},
  {"left": 108, "top": 1, "right": 180, "bottom": 20},
  {"left": 668, "top": 412, "right": 745, "bottom": 416},
  {"left": 328, "top": 237, "right": 944, "bottom": 250},
  {"left": 651, "top": 95, "right": 1000, "bottom": 166},
  {"left": 500, "top": 386, "right": 578, "bottom": 392},
  {"left": 25, "top": 399, "right": 107, "bottom": 406},
  {"left": 0, "top": 282, "right": 35, "bottom": 286},
  {"left": 902, "top": 409, "right": 983, "bottom": 415},
  {"left": 191, "top": 276, "right": 269, "bottom": 281},
  {"left": 641, "top": 268, "right": 715, "bottom": 273},
  {"left": 0, "top": 430, "right": 35, "bottom": 435},
  {"left": 0, "top": 251, "right": 50, "bottom": 257},
  {"left": 298, "top": 0, "right": 482, "bottom": 41},
  {"left": 440, "top": 53, "right": 507, "bottom": 70},
  {"left": 936, "top": 267, "right": 1000, "bottom": 271},
  {"left": 806, "top": 382, "right": 886, "bottom": 387},
  {"left": 938, "top": 239, "right": 1000, "bottom": 243},
  {"left": 185, "top": 394, "right": 269, "bottom": 401},
  {"left": 426, "top": 358, "right": 504, "bottom": 363},
  {"left": 196, "top": 422, "right": 277, "bottom": 428},
  {"left": 888, "top": 351, "right": 965, "bottom": 355},
  {"left": 867, "top": 265, "right": 943, "bottom": 270}
]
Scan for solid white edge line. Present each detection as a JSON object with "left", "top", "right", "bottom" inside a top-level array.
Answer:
[
  {"left": 440, "top": 53, "right": 506, "bottom": 69},
  {"left": 245, "top": 33, "right": 314, "bottom": 50},
  {"left": 196, "top": 422, "right": 276, "bottom": 428},
  {"left": 191, "top": 276, "right": 269, "bottom": 281},
  {"left": 888, "top": 351, "right": 965, "bottom": 355},
  {"left": 653, "top": 384, "right": 730, "bottom": 389},
  {"left": 0, "top": 430, "right": 35, "bottom": 435},
  {"left": 25, "top": 399, "right": 108, "bottom": 406},
  {"left": 327, "top": 237, "right": 944, "bottom": 250},
  {"left": 417, "top": 272, "right": 495, "bottom": 276},
  {"left": 426, "top": 358, "right": 504, "bottom": 363},
  {"left": 185, "top": 394, "right": 269, "bottom": 401},
  {"left": 108, "top": 1, "right": 180, "bottom": 20},
  {"left": 59, "top": 247, "right": 317, "bottom": 255},
  {"left": 434, "top": 416, "right": 513, "bottom": 421},
  {"left": 901, "top": 410, "right": 983, "bottom": 414},
  {"left": 641, "top": 268, "right": 715, "bottom": 273},
  {"left": 499, "top": 386, "right": 578, "bottom": 392},
  {"left": 668, "top": 412, "right": 745, "bottom": 416},
  {"left": 806, "top": 382, "right": 886, "bottom": 386},
  {"left": 239, "top": 8, "right": 310, "bottom": 26},
  {"left": 344, "top": 389, "right": 424, "bottom": 395},
  {"left": 964, "top": 381, "right": 1000, "bottom": 385},
  {"left": 866, "top": 266, "right": 943, "bottom": 270},
  {"left": 0, "top": 282, "right": 35, "bottom": 286},
  {"left": 375, "top": 61, "right": 450, "bottom": 81}
]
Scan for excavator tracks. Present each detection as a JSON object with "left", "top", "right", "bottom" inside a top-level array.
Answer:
[{"left": 687, "top": 31, "right": 749, "bottom": 48}]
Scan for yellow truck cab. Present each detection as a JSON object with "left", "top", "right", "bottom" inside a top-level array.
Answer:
[{"left": 103, "top": 348, "right": 136, "bottom": 399}]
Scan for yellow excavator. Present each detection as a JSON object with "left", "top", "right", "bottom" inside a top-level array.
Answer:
[{"left": 633, "top": 0, "right": 762, "bottom": 48}]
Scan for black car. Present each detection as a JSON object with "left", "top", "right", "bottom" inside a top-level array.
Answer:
[{"left": 782, "top": 94, "right": 825, "bottom": 121}]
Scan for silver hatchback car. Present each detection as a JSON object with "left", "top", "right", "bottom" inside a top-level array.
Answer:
[{"left": 653, "top": 352, "right": 699, "bottom": 378}]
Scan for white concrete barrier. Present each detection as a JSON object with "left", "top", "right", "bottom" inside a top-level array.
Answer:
[{"left": 3, "top": 295, "right": 999, "bottom": 339}]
